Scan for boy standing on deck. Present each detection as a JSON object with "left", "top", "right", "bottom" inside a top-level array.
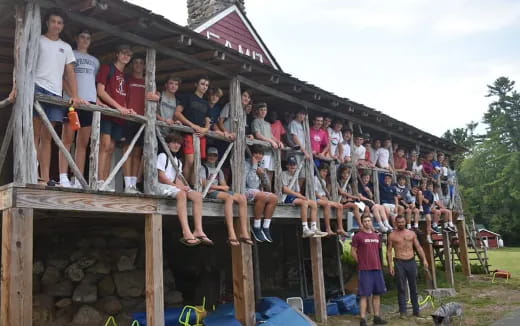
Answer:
[
  {"left": 59, "top": 29, "right": 99, "bottom": 188},
  {"left": 96, "top": 44, "right": 135, "bottom": 191},
  {"left": 175, "top": 76, "right": 212, "bottom": 185},
  {"left": 281, "top": 155, "right": 327, "bottom": 238},
  {"left": 351, "top": 216, "right": 388, "bottom": 326},
  {"left": 34, "top": 8, "right": 84, "bottom": 184}
]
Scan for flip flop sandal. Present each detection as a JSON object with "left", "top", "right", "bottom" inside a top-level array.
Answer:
[
  {"left": 196, "top": 236, "right": 215, "bottom": 246},
  {"left": 336, "top": 230, "right": 349, "bottom": 237},
  {"left": 179, "top": 237, "right": 201, "bottom": 247},
  {"left": 239, "top": 237, "right": 254, "bottom": 246},
  {"left": 227, "top": 238, "right": 240, "bottom": 247}
]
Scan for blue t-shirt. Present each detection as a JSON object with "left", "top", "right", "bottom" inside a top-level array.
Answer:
[
  {"left": 423, "top": 190, "right": 434, "bottom": 209},
  {"left": 178, "top": 93, "right": 211, "bottom": 127},
  {"left": 358, "top": 182, "right": 373, "bottom": 199},
  {"left": 379, "top": 183, "right": 397, "bottom": 204},
  {"left": 208, "top": 103, "right": 222, "bottom": 126}
]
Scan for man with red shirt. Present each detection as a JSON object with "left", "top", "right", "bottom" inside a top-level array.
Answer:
[
  {"left": 393, "top": 147, "right": 410, "bottom": 176},
  {"left": 351, "top": 216, "right": 388, "bottom": 326},
  {"left": 96, "top": 44, "right": 135, "bottom": 191},
  {"left": 309, "top": 115, "right": 330, "bottom": 163},
  {"left": 123, "top": 55, "right": 146, "bottom": 193}
]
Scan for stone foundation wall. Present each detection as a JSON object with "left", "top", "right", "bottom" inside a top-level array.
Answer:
[{"left": 187, "top": 0, "right": 246, "bottom": 27}]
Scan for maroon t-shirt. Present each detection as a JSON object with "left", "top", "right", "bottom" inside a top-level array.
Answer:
[
  {"left": 352, "top": 231, "right": 382, "bottom": 271},
  {"left": 96, "top": 63, "right": 127, "bottom": 125},
  {"left": 126, "top": 76, "right": 145, "bottom": 116}
]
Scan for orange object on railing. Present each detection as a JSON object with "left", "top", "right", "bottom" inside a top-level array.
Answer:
[{"left": 68, "top": 106, "right": 81, "bottom": 131}]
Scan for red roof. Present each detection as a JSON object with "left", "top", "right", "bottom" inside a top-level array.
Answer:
[{"left": 193, "top": 5, "right": 280, "bottom": 70}]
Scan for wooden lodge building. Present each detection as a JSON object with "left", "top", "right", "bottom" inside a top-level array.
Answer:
[{"left": 0, "top": 0, "right": 472, "bottom": 325}]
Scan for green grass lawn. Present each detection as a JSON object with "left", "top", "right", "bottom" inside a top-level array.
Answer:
[{"left": 486, "top": 247, "right": 520, "bottom": 275}]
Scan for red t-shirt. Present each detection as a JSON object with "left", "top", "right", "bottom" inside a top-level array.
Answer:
[
  {"left": 126, "top": 76, "right": 145, "bottom": 116},
  {"left": 422, "top": 160, "right": 433, "bottom": 175},
  {"left": 352, "top": 231, "right": 382, "bottom": 271},
  {"left": 394, "top": 155, "right": 407, "bottom": 170},
  {"left": 96, "top": 63, "right": 127, "bottom": 125},
  {"left": 271, "top": 120, "right": 286, "bottom": 141},
  {"left": 310, "top": 128, "right": 328, "bottom": 154}
]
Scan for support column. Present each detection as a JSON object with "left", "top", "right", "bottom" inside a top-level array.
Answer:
[
  {"left": 303, "top": 113, "right": 327, "bottom": 323},
  {"left": 1, "top": 208, "right": 34, "bottom": 326},
  {"left": 456, "top": 218, "right": 471, "bottom": 277},
  {"left": 145, "top": 213, "right": 165, "bottom": 326},
  {"left": 12, "top": 4, "right": 40, "bottom": 184},
  {"left": 229, "top": 77, "right": 255, "bottom": 326},
  {"left": 143, "top": 48, "right": 159, "bottom": 195},
  {"left": 421, "top": 236, "right": 437, "bottom": 289},
  {"left": 443, "top": 231, "right": 455, "bottom": 288}
]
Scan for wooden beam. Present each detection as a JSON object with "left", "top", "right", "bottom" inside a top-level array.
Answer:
[
  {"left": 12, "top": 4, "right": 39, "bottom": 184},
  {"left": 456, "top": 218, "right": 471, "bottom": 277},
  {"left": 143, "top": 48, "right": 159, "bottom": 195},
  {"left": 34, "top": 101, "right": 89, "bottom": 188},
  {"left": 420, "top": 230, "right": 437, "bottom": 289},
  {"left": 273, "top": 148, "right": 283, "bottom": 202},
  {"left": 88, "top": 111, "right": 101, "bottom": 189},
  {"left": 443, "top": 230, "right": 455, "bottom": 288},
  {"left": 0, "top": 106, "right": 14, "bottom": 174},
  {"left": 1, "top": 207, "right": 33, "bottom": 326},
  {"left": 145, "top": 213, "right": 165, "bottom": 326}
]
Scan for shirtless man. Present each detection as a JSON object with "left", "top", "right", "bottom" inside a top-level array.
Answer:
[{"left": 387, "top": 215, "right": 429, "bottom": 318}]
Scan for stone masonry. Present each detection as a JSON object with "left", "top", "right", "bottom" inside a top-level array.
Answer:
[{"left": 187, "top": 0, "right": 246, "bottom": 27}]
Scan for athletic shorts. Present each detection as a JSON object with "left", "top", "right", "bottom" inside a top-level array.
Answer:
[
  {"left": 362, "top": 200, "right": 374, "bottom": 209},
  {"left": 206, "top": 190, "right": 234, "bottom": 199},
  {"left": 157, "top": 183, "right": 181, "bottom": 198},
  {"left": 383, "top": 203, "right": 397, "bottom": 216},
  {"left": 100, "top": 118, "right": 124, "bottom": 142},
  {"left": 260, "top": 153, "right": 274, "bottom": 171},
  {"left": 63, "top": 101, "right": 94, "bottom": 127},
  {"left": 245, "top": 188, "right": 271, "bottom": 201},
  {"left": 284, "top": 194, "right": 297, "bottom": 204},
  {"left": 422, "top": 205, "right": 431, "bottom": 215},
  {"left": 123, "top": 121, "right": 144, "bottom": 146},
  {"left": 34, "top": 85, "right": 66, "bottom": 122},
  {"left": 183, "top": 134, "right": 207, "bottom": 159},
  {"left": 358, "top": 270, "right": 387, "bottom": 297}
]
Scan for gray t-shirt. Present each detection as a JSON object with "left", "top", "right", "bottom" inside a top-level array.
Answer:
[
  {"left": 199, "top": 164, "right": 225, "bottom": 187},
  {"left": 281, "top": 170, "right": 300, "bottom": 193},
  {"left": 314, "top": 175, "right": 327, "bottom": 197},
  {"left": 289, "top": 120, "right": 306, "bottom": 148},
  {"left": 159, "top": 92, "right": 177, "bottom": 120},
  {"left": 252, "top": 118, "right": 274, "bottom": 154},
  {"left": 244, "top": 159, "right": 261, "bottom": 190},
  {"left": 64, "top": 50, "right": 99, "bottom": 102},
  {"left": 220, "top": 102, "right": 232, "bottom": 131}
]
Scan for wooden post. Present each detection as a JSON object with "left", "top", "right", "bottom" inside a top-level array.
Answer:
[
  {"left": 330, "top": 161, "right": 339, "bottom": 201},
  {"left": 89, "top": 111, "right": 101, "bottom": 189},
  {"left": 456, "top": 218, "right": 471, "bottom": 277},
  {"left": 0, "top": 108, "right": 14, "bottom": 175},
  {"left": 33, "top": 101, "right": 89, "bottom": 188},
  {"left": 143, "top": 48, "right": 159, "bottom": 195},
  {"left": 193, "top": 135, "right": 202, "bottom": 191},
  {"left": 1, "top": 208, "right": 34, "bottom": 326},
  {"left": 443, "top": 230, "right": 455, "bottom": 288},
  {"left": 229, "top": 77, "right": 255, "bottom": 326},
  {"left": 303, "top": 113, "right": 327, "bottom": 323},
  {"left": 273, "top": 148, "right": 283, "bottom": 202},
  {"left": 372, "top": 170, "right": 380, "bottom": 204},
  {"left": 145, "top": 213, "right": 165, "bottom": 326},
  {"left": 12, "top": 4, "right": 40, "bottom": 184}
]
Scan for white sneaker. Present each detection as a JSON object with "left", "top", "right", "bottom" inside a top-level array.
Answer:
[
  {"left": 60, "top": 180, "right": 72, "bottom": 188},
  {"left": 385, "top": 221, "right": 393, "bottom": 231},
  {"left": 312, "top": 229, "right": 328, "bottom": 238},
  {"left": 426, "top": 235, "right": 433, "bottom": 244},
  {"left": 413, "top": 223, "right": 419, "bottom": 229},
  {"left": 125, "top": 185, "right": 142, "bottom": 194},
  {"left": 380, "top": 225, "right": 388, "bottom": 233},
  {"left": 406, "top": 224, "right": 411, "bottom": 230},
  {"left": 302, "top": 228, "right": 315, "bottom": 238}
]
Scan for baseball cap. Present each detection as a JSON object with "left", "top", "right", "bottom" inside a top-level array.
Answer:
[
  {"left": 287, "top": 155, "right": 298, "bottom": 165},
  {"left": 207, "top": 147, "right": 218, "bottom": 155}
]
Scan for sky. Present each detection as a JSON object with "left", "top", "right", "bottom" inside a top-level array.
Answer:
[{"left": 128, "top": 0, "right": 520, "bottom": 137}]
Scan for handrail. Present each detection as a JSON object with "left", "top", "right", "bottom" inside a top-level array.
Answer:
[
  {"left": 35, "top": 94, "right": 148, "bottom": 124},
  {"left": 156, "top": 121, "right": 232, "bottom": 143}
]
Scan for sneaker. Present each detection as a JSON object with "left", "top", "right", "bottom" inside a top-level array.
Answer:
[
  {"left": 432, "top": 225, "right": 441, "bottom": 234},
  {"left": 385, "top": 222, "right": 393, "bottom": 232},
  {"left": 252, "top": 227, "right": 267, "bottom": 242},
  {"left": 60, "top": 180, "right": 72, "bottom": 188},
  {"left": 71, "top": 180, "right": 82, "bottom": 189},
  {"left": 406, "top": 224, "right": 411, "bottom": 230},
  {"left": 373, "top": 316, "right": 388, "bottom": 325},
  {"left": 380, "top": 225, "right": 388, "bottom": 233},
  {"left": 125, "top": 185, "right": 142, "bottom": 194},
  {"left": 312, "top": 229, "right": 328, "bottom": 238},
  {"left": 302, "top": 228, "right": 315, "bottom": 238},
  {"left": 413, "top": 223, "right": 419, "bottom": 229},
  {"left": 359, "top": 318, "right": 367, "bottom": 326},
  {"left": 419, "top": 206, "right": 424, "bottom": 213},
  {"left": 445, "top": 224, "right": 456, "bottom": 233},
  {"left": 426, "top": 235, "right": 433, "bottom": 244},
  {"left": 262, "top": 227, "right": 273, "bottom": 243}
]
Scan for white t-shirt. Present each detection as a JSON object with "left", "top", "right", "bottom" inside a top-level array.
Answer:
[
  {"left": 352, "top": 145, "right": 366, "bottom": 162},
  {"left": 412, "top": 161, "right": 423, "bottom": 175},
  {"left": 328, "top": 128, "right": 342, "bottom": 156},
  {"left": 341, "top": 141, "right": 351, "bottom": 160},
  {"left": 157, "top": 153, "right": 182, "bottom": 183},
  {"left": 375, "top": 148, "right": 390, "bottom": 168},
  {"left": 281, "top": 170, "right": 300, "bottom": 193},
  {"left": 35, "top": 35, "right": 76, "bottom": 96},
  {"left": 314, "top": 175, "right": 327, "bottom": 197},
  {"left": 289, "top": 120, "right": 306, "bottom": 148},
  {"left": 369, "top": 148, "right": 377, "bottom": 165}
]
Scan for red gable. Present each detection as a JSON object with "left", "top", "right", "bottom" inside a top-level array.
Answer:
[{"left": 193, "top": 5, "right": 280, "bottom": 70}]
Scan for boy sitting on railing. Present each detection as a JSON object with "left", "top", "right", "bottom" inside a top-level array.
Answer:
[
  {"left": 379, "top": 174, "right": 398, "bottom": 230},
  {"left": 245, "top": 145, "right": 278, "bottom": 243},
  {"left": 200, "top": 147, "right": 253, "bottom": 246},
  {"left": 281, "top": 155, "right": 328, "bottom": 238},
  {"left": 157, "top": 132, "right": 213, "bottom": 247},
  {"left": 314, "top": 163, "right": 347, "bottom": 237},
  {"left": 337, "top": 165, "right": 364, "bottom": 230},
  {"left": 421, "top": 181, "right": 435, "bottom": 243},
  {"left": 252, "top": 102, "right": 284, "bottom": 191},
  {"left": 395, "top": 175, "right": 420, "bottom": 230},
  {"left": 175, "top": 75, "right": 212, "bottom": 186},
  {"left": 431, "top": 183, "right": 456, "bottom": 233},
  {"left": 358, "top": 173, "right": 392, "bottom": 233}
]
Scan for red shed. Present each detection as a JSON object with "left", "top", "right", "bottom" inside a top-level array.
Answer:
[
  {"left": 193, "top": 5, "right": 281, "bottom": 70},
  {"left": 477, "top": 229, "right": 502, "bottom": 249}
]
